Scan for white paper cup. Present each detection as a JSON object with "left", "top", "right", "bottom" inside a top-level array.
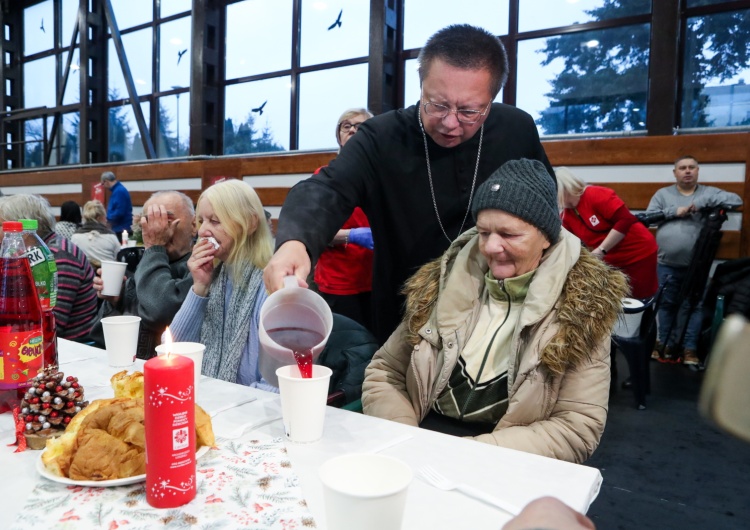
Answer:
[
  {"left": 100, "top": 260, "right": 128, "bottom": 296},
  {"left": 155, "top": 342, "right": 205, "bottom": 401},
  {"left": 101, "top": 316, "right": 141, "bottom": 367},
  {"left": 127, "top": 239, "right": 137, "bottom": 247},
  {"left": 319, "top": 453, "right": 412, "bottom": 530},
  {"left": 275, "top": 364, "right": 332, "bottom": 444}
]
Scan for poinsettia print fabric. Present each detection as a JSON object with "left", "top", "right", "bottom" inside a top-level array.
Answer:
[{"left": 12, "top": 436, "right": 316, "bottom": 529}]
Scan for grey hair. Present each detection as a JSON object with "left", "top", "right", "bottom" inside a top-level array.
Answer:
[
  {"left": 0, "top": 194, "right": 56, "bottom": 237},
  {"left": 146, "top": 190, "right": 195, "bottom": 216},
  {"left": 336, "top": 107, "right": 374, "bottom": 147},
  {"left": 100, "top": 171, "right": 116, "bottom": 182}
]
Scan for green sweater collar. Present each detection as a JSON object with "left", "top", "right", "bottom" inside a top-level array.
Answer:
[{"left": 485, "top": 269, "right": 535, "bottom": 303}]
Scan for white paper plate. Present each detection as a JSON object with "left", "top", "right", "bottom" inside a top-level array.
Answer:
[{"left": 37, "top": 445, "right": 211, "bottom": 487}]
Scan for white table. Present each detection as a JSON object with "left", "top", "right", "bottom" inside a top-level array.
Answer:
[{"left": 0, "top": 339, "right": 603, "bottom": 529}]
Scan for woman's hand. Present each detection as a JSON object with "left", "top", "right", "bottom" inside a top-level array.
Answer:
[{"left": 188, "top": 238, "right": 217, "bottom": 297}]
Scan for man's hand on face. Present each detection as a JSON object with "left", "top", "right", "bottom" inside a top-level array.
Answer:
[{"left": 140, "top": 204, "right": 179, "bottom": 248}]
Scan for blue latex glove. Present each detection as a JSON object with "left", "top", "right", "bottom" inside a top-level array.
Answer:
[{"left": 348, "top": 227, "right": 374, "bottom": 250}]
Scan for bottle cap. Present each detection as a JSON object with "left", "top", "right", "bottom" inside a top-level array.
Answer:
[
  {"left": 2, "top": 221, "right": 23, "bottom": 232},
  {"left": 20, "top": 219, "right": 39, "bottom": 230}
]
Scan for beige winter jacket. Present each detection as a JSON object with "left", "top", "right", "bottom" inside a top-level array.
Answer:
[{"left": 362, "top": 228, "right": 629, "bottom": 463}]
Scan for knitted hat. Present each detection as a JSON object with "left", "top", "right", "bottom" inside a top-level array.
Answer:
[{"left": 471, "top": 158, "right": 561, "bottom": 244}]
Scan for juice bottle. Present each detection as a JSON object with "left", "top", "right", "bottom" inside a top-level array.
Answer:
[
  {"left": 0, "top": 221, "right": 44, "bottom": 413},
  {"left": 20, "top": 219, "right": 58, "bottom": 367}
]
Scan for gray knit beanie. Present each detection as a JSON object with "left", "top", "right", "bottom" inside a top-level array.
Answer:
[{"left": 471, "top": 158, "right": 561, "bottom": 244}]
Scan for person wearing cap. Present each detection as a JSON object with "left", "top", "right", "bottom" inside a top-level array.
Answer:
[{"left": 362, "top": 159, "right": 628, "bottom": 464}]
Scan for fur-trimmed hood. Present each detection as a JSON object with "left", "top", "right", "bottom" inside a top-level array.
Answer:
[{"left": 401, "top": 227, "right": 629, "bottom": 375}]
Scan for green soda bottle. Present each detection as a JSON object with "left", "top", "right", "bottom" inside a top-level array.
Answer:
[{"left": 20, "top": 219, "right": 58, "bottom": 367}]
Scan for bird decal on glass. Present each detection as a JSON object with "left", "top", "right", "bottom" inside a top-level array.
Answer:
[
  {"left": 177, "top": 49, "right": 188, "bottom": 65},
  {"left": 251, "top": 101, "right": 268, "bottom": 115},
  {"left": 40, "top": 19, "right": 45, "bottom": 33},
  {"left": 328, "top": 9, "right": 342, "bottom": 31}
]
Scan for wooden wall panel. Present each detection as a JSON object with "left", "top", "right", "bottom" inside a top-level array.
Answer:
[{"left": 0, "top": 133, "right": 747, "bottom": 257}]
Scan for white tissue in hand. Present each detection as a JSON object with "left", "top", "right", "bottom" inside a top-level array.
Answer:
[{"left": 202, "top": 236, "right": 220, "bottom": 249}]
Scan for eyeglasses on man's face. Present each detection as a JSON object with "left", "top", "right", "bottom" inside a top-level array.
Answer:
[
  {"left": 339, "top": 121, "right": 365, "bottom": 133},
  {"left": 421, "top": 98, "right": 492, "bottom": 124}
]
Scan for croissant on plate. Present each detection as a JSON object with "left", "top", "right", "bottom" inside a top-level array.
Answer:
[{"left": 42, "top": 371, "right": 215, "bottom": 480}]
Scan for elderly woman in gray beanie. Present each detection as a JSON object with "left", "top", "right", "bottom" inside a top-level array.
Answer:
[{"left": 362, "top": 158, "right": 628, "bottom": 464}]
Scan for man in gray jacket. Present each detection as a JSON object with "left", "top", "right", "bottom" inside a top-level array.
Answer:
[
  {"left": 646, "top": 156, "right": 742, "bottom": 365},
  {"left": 89, "top": 191, "right": 196, "bottom": 358}
]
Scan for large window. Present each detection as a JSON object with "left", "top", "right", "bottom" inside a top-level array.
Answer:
[
  {"left": 681, "top": 8, "right": 750, "bottom": 129},
  {"left": 5, "top": 0, "right": 750, "bottom": 169},
  {"left": 517, "top": 24, "right": 650, "bottom": 135}
]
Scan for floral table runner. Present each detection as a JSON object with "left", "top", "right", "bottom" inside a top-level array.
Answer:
[{"left": 12, "top": 436, "right": 316, "bottom": 529}]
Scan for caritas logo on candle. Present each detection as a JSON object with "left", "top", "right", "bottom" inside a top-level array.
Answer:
[{"left": 173, "top": 411, "right": 190, "bottom": 451}]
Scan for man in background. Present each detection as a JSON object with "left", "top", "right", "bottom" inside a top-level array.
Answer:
[
  {"left": 89, "top": 191, "right": 196, "bottom": 358},
  {"left": 646, "top": 155, "right": 742, "bottom": 365},
  {"left": 100, "top": 171, "right": 133, "bottom": 235}
]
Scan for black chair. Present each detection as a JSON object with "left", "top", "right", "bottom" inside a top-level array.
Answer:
[
  {"left": 116, "top": 246, "right": 145, "bottom": 274},
  {"left": 317, "top": 313, "right": 378, "bottom": 410},
  {"left": 612, "top": 286, "right": 665, "bottom": 410}
]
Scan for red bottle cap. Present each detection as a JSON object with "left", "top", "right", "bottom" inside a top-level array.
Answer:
[{"left": 2, "top": 221, "right": 23, "bottom": 232}]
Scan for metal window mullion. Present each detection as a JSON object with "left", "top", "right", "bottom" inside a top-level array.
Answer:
[{"left": 102, "top": 0, "right": 156, "bottom": 158}]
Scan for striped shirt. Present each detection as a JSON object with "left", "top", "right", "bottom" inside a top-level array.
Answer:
[{"left": 43, "top": 233, "right": 98, "bottom": 340}]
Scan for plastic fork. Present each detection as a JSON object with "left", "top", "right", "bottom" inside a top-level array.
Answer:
[{"left": 418, "top": 465, "right": 520, "bottom": 515}]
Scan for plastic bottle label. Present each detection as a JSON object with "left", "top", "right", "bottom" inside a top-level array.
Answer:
[
  {"left": 0, "top": 329, "right": 43, "bottom": 385},
  {"left": 24, "top": 247, "right": 57, "bottom": 309}
]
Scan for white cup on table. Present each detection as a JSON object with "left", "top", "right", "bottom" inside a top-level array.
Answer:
[
  {"left": 100, "top": 260, "right": 127, "bottom": 296},
  {"left": 101, "top": 315, "right": 141, "bottom": 367},
  {"left": 275, "top": 364, "right": 332, "bottom": 444},
  {"left": 155, "top": 342, "right": 205, "bottom": 401},
  {"left": 319, "top": 453, "right": 413, "bottom": 530}
]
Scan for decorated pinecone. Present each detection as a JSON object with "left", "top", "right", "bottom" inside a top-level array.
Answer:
[{"left": 19, "top": 366, "right": 89, "bottom": 450}]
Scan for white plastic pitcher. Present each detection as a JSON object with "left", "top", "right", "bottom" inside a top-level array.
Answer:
[{"left": 258, "top": 276, "right": 333, "bottom": 387}]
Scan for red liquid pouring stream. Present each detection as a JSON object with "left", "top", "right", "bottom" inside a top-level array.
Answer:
[{"left": 267, "top": 327, "right": 324, "bottom": 378}]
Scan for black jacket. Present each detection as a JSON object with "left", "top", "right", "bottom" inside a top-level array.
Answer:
[
  {"left": 318, "top": 313, "right": 378, "bottom": 405},
  {"left": 276, "top": 103, "right": 553, "bottom": 344}
]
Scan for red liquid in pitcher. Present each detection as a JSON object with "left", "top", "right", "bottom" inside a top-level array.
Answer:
[{"left": 267, "top": 327, "right": 324, "bottom": 378}]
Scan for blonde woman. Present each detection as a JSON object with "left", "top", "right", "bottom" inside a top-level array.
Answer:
[
  {"left": 169, "top": 180, "right": 275, "bottom": 389},
  {"left": 71, "top": 200, "right": 120, "bottom": 267}
]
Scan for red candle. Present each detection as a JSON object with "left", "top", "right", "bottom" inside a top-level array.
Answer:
[{"left": 144, "top": 352, "right": 196, "bottom": 508}]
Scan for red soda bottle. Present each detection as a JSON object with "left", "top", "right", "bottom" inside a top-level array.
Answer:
[{"left": 0, "top": 221, "right": 44, "bottom": 413}]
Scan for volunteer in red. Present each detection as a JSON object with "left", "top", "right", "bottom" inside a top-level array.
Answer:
[
  {"left": 556, "top": 167, "right": 658, "bottom": 299},
  {"left": 313, "top": 108, "right": 375, "bottom": 332}
]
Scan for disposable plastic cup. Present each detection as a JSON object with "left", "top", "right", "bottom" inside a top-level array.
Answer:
[
  {"left": 100, "top": 260, "right": 128, "bottom": 296},
  {"left": 101, "top": 315, "right": 141, "bottom": 367},
  {"left": 319, "top": 453, "right": 413, "bottom": 530},
  {"left": 275, "top": 364, "right": 332, "bottom": 444},
  {"left": 155, "top": 342, "right": 205, "bottom": 401}
]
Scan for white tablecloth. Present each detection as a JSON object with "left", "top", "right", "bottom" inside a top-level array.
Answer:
[{"left": 0, "top": 339, "right": 603, "bottom": 529}]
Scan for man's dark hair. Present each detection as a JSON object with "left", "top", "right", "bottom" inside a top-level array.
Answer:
[{"left": 417, "top": 24, "right": 509, "bottom": 98}]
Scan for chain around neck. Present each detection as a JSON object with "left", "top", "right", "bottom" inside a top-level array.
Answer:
[{"left": 418, "top": 107, "right": 483, "bottom": 245}]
